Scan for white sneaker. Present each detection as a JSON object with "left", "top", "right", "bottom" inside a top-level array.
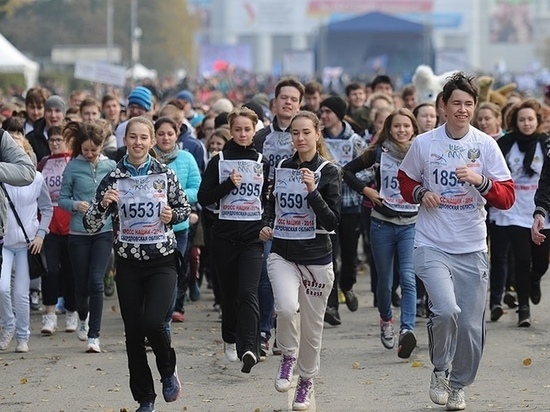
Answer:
[
  {"left": 0, "top": 329, "right": 15, "bottom": 350},
  {"left": 86, "top": 337, "right": 101, "bottom": 353},
  {"left": 65, "top": 311, "right": 78, "bottom": 332},
  {"left": 224, "top": 342, "right": 238, "bottom": 362},
  {"left": 292, "top": 376, "right": 314, "bottom": 411},
  {"left": 15, "top": 339, "right": 29, "bottom": 353},
  {"left": 41, "top": 312, "right": 58, "bottom": 334},
  {"left": 446, "top": 388, "right": 466, "bottom": 411},
  {"left": 77, "top": 319, "right": 89, "bottom": 341},
  {"left": 430, "top": 369, "right": 451, "bottom": 405},
  {"left": 275, "top": 354, "right": 296, "bottom": 392}
]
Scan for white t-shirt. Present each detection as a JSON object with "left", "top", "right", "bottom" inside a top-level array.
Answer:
[
  {"left": 399, "top": 125, "right": 511, "bottom": 254},
  {"left": 490, "top": 142, "right": 548, "bottom": 229}
]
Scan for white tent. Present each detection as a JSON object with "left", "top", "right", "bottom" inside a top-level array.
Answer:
[
  {"left": 126, "top": 63, "right": 157, "bottom": 80},
  {"left": 0, "top": 32, "right": 39, "bottom": 89}
]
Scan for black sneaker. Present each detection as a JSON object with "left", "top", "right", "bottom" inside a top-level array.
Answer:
[
  {"left": 324, "top": 306, "right": 342, "bottom": 326},
  {"left": 241, "top": 351, "right": 257, "bottom": 373},
  {"left": 343, "top": 290, "right": 358, "bottom": 312},
  {"left": 517, "top": 305, "right": 531, "bottom": 327},
  {"left": 531, "top": 281, "right": 541, "bottom": 305},
  {"left": 161, "top": 368, "right": 181, "bottom": 402},
  {"left": 136, "top": 401, "right": 155, "bottom": 412},
  {"left": 490, "top": 305, "right": 504, "bottom": 322},
  {"left": 397, "top": 329, "right": 417, "bottom": 359},
  {"left": 503, "top": 291, "right": 518, "bottom": 308}
]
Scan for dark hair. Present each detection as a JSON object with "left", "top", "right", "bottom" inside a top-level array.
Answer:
[
  {"left": 154, "top": 116, "right": 179, "bottom": 135},
  {"left": 275, "top": 78, "right": 305, "bottom": 101},
  {"left": 101, "top": 94, "right": 120, "bottom": 108},
  {"left": 63, "top": 121, "right": 106, "bottom": 159},
  {"left": 507, "top": 99, "right": 543, "bottom": 134},
  {"left": 435, "top": 91, "right": 445, "bottom": 108},
  {"left": 441, "top": 72, "right": 479, "bottom": 105},
  {"left": 304, "top": 81, "right": 323, "bottom": 95},
  {"left": 371, "top": 75, "right": 393, "bottom": 91},
  {"left": 401, "top": 84, "right": 416, "bottom": 98},
  {"left": 47, "top": 125, "right": 64, "bottom": 138},
  {"left": 345, "top": 83, "right": 363, "bottom": 97},
  {"left": 25, "top": 87, "right": 49, "bottom": 107},
  {"left": 2, "top": 116, "right": 24, "bottom": 134},
  {"left": 412, "top": 102, "right": 436, "bottom": 118}
]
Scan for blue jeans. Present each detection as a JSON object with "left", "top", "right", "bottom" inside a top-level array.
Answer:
[
  {"left": 69, "top": 232, "right": 113, "bottom": 339},
  {"left": 259, "top": 239, "right": 274, "bottom": 338},
  {"left": 370, "top": 217, "right": 416, "bottom": 331}
]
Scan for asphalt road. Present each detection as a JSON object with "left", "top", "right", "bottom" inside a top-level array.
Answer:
[{"left": 1, "top": 270, "right": 550, "bottom": 412}]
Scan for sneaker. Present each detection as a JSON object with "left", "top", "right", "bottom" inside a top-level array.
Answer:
[
  {"left": 397, "top": 329, "right": 417, "bottom": 359},
  {"left": 41, "top": 312, "right": 58, "bottom": 334},
  {"left": 292, "top": 376, "right": 314, "bottom": 411},
  {"left": 531, "top": 281, "right": 541, "bottom": 305},
  {"left": 30, "top": 290, "right": 42, "bottom": 311},
  {"left": 136, "top": 401, "right": 155, "bottom": 412},
  {"left": 189, "top": 282, "right": 201, "bottom": 302},
  {"left": 161, "top": 367, "right": 181, "bottom": 402},
  {"left": 171, "top": 311, "right": 185, "bottom": 323},
  {"left": 15, "top": 339, "right": 28, "bottom": 353},
  {"left": 343, "top": 290, "right": 358, "bottom": 312},
  {"left": 241, "top": 351, "right": 257, "bottom": 373},
  {"left": 490, "top": 305, "right": 504, "bottom": 322},
  {"left": 55, "top": 297, "right": 66, "bottom": 314},
  {"left": 380, "top": 319, "right": 395, "bottom": 349},
  {"left": 224, "top": 342, "right": 238, "bottom": 362},
  {"left": 503, "top": 290, "right": 518, "bottom": 308},
  {"left": 86, "top": 337, "right": 101, "bottom": 353},
  {"left": 260, "top": 332, "right": 269, "bottom": 360},
  {"left": 77, "top": 319, "right": 89, "bottom": 341},
  {"left": 65, "top": 311, "right": 78, "bottom": 332},
  {"left": 518, "top": 305, "right": 531, "bottom": 327},
  {"left": 272, "top": 338, "right": 282, "bottom": 356},
  {"left": 446, "top": 388, "right": 466, "bottom": 411},
  {"left": 275, "top": 354, "right": 296, "bottom": 393},
  {"left": 0, "top": 329, "right": 15, "bottom": 350},
  {"left": 429, "top": 369, "right": 450, "bottom": 405},
  {"left": 324, "top": 306, "right": 341, "bottom": 326}
]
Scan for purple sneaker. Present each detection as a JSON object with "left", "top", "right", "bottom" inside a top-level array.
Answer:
[
  {"left": 161, "top": 367, "right": 181, "bottom": 402},
  {"left": 292, "top": 376, "right": 313, "bottom": 411},
  {"left": 275, "top": 354, "right": 296, "bottom": 392}
]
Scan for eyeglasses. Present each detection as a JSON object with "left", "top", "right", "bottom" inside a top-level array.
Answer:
[{"left": 48, "top": 138, "right": 65, "bottom": 145}]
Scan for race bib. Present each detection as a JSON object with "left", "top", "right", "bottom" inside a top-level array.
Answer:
[
  {"left": 263, "top": 126, "right": 293, "bottom": 179},
  {"left": 41, "top": 157, "right": 69, "bottom": 205},
  {"left": 117, "top": 174, "right": 167, "bottom": 244},
  {"left": 379, "top": 151, "right": 418, "bottom": 213},
  {"left": 218, "top": 154, "right": 264, "bottom": 221},
  {"left": 325, "top": 138, "right": 354, "bottom": 167}
]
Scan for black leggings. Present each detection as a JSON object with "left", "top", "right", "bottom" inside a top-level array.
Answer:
[{"left": 116, "top": 254, "right": 177, "bottom": 404}]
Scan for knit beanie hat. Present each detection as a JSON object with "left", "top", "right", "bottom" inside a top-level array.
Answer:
[
  {"left": 176, "top": 90, "right": 194, "bottom": 106},
  {"left": 45, "top": 95, "right": 66, "bottom": 115},
  {"left": 211, "top": 98, "right": 234, "bottom": 114},
  {"left": 320, "top": 96, "right": 347, "bottom": 121},
  {"left": 128, "top": 86, "right": 152, "bottom": 111}
]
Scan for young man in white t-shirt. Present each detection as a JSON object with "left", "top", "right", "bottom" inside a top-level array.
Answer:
[{"left": 397, "top": 72, "right": 515, "bottom": 411}]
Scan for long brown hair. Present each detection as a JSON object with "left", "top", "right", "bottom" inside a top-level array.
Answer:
[
  {"left": 363, "top": 108, "right": 418, "bottom": 161},
  {"left": 63, "top": 121, "right": 106, "bottom": 159},
  {"left": 290, "top": 111, "right": 332, "bottom": 160}
]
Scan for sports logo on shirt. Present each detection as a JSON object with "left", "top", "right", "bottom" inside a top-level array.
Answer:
[
  {"left": 467, "top": 148, "right": 480, "bottom": 163},
  {"left": 153, "top": 178, "right": 166, "bottom": 193}
]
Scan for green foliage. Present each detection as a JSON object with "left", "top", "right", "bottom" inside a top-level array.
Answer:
[
  {"left": 0, "top": 73, "right": 25, "bottom": 92},
  {"left": 1, "top": 0, "right": 198, "bottom": 76}
]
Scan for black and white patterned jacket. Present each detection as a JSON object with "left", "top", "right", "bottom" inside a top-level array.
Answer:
[{"left": 83, "top": 157, "right": 191, "bottom": 261}]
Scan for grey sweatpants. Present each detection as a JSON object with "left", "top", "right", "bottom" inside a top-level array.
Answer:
[
  {"left": 414, "top": 246, "right": 488, "bottom": 389},
  {"left": 267, "top": 253, "right": 334, "bottom": 380}
]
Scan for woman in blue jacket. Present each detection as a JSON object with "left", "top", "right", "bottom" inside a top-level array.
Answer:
[
  {"left": 154, "top": 116, "right": 201, "bottom": 322},
  {"left": 58, "top": 121, "right": 115, "bottom": 353}
]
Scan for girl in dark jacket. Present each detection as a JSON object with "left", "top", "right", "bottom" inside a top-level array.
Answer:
[
  {"left": 198, "top": 107, "right": 270, "bottom": 374},
  {"left": 259, "top": 111, "right": 341, "bottom": 411}
]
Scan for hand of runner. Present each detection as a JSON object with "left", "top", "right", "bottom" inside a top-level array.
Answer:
[
  {"left": 101, "top": 189, "right": 119, "bottom": 208},
  {"left": 230, "top": 169, "right": 242, "bottom": 187},
  {"left": 421, "top": 191, "right": 441, "bottom": 208},
  {"left": 300, "top": 168, "right": 315, "bottom": 192},
  {"left": 531, "top": 214, "right": 546, "bottom": 245},
  {"left": 160, "top": 205, "right": 173, "bottom": 224},
  {"left": 259, "top": 226, "right": 273, "bottom": 242},
  {"left": 456, "top": 165, "right": 482, "bottom": 186},
  {"left": 77, "top": 201, "right": 90, "bottom": 212}
]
